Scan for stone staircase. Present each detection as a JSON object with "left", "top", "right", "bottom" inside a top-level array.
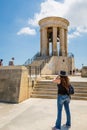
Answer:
[
  {"left": 30, "top": 80, "right": 87, "bottom": 100},
  {"left": 25, "top": 57, "right": 51, "bottom": 75}
]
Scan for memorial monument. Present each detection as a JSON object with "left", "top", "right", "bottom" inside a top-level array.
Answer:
[{"left": 38, "top": 17, "right": 75, "bottom": 75}]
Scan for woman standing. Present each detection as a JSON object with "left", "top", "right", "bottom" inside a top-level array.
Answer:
[{"left": 52, "top": 70, "right": 71, "bottom": 130}]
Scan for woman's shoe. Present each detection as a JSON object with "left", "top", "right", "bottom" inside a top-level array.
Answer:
[
  {"left": 63, "top": 124, "right": 71, "bottom": 128},
  {"left": 52, "top": 126, "right": 60, "bottom": 130}
]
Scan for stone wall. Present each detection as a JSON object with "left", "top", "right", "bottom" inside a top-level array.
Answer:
[
  {"left": 41, "top": 56, "right": 75, "bottom": 75},
  {"left": 0, "top": 66, "right": 29, "bottom": 103},
  {"left": 68, "top": 57, "right": 75, "bottom": 74},
  {"left": 81, "top": 66, "right": 87, "bottom": 77}
]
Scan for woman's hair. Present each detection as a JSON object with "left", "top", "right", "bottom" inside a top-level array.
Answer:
[{"left": 60, "top": 76, "right": 70, "bottom": 89}]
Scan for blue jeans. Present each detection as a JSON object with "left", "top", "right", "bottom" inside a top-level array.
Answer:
[{"left": 55, "top": 95, "right": 71, "bottom": 129}]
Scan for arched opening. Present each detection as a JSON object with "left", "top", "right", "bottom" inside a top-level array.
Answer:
[
  {"left": 49, "top": 42, "right": 52, "bottom": 56},
  {"left": 57, "top": 40, "right": 60, "bottom": 56},
  {"left": 57, "top": 28, "right": 60, "bottom": 56},
  {"left": 47, "top": 27, "right": 53, "bottom": 56}
]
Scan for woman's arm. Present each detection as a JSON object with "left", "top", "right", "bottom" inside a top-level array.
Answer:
[{"left": 53, "top": 76, "right": 60, "bottom": 84}]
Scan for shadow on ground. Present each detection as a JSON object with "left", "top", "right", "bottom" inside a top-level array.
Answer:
[{"left": 61, "top": 125, "right": 70, "bottom": 130}]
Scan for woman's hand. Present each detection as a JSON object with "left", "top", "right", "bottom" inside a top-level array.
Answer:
[{"left": 53, "top": 76, "right": 61, "bottom": 84}]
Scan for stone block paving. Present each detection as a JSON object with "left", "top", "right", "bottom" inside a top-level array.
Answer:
[{"left": 0, "top": 98, "right": 87, "bottom": 130}]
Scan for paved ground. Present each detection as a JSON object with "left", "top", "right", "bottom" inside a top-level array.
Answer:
[
  {"left": 40, "top": 75, "right": 87, "bottom": 82},
  {"left": 0, "top": 98, "right": 87, "bottom": 130},
  {"left": 69, "top": 75, "right": 87, "bottom": 82}
]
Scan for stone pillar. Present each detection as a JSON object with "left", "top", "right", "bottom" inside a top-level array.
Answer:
[
  {"left": 59, "top": 28, "right": 65, "bottom": 56},
  {"left": 40, "top": 28, "right": 48, "bottom": 56},
  {"left": 40, "top": 29, "right": 42, "bottom": 56},
  {"left": 65, "top": 29, "right": 68, "bottom": 56},
  {"left": 52, "top": 27, "right": 58, "bottom": 56},
  {"left": 47, "top": 38, "right": 49, "bottom": 56}
]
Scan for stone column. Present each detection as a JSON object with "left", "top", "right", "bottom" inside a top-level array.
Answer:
[
  {"left": 65, "top": 29, "right": 68, "bottom": 56},
  {"left": 47, "top": 38, "right": 49, "bottom": 56},
  {"left": 40, "top": 29, "right": 42, "bottom": 56},
  {"left": 59, "top": 28, "right": 65, "bottom": 56},
  {"left": 40, "top": 28, "right": 48, "bottom": 56},
  {"left": 52, "top": 27, "right": 58, "bottom": 56}
]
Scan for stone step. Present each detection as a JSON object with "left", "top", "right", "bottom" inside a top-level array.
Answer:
[
  {"left": 37, "top": 80, "right": 87, "bottom": 84},
  {"left": 33, "top": 88, "right": 87, "bottom": 94},
  {"left": 30, "top": 80, "right": 87, "bottom": 100},
  {"left": 34, "top": 86, "right": 87, "bottom": 92},
  {"left": 35, "top": 84, "right": 87, "bottom": 88},
  {"left": 36, "top": 82, "right": 87, "bottom": 87},
  {"left": 31, "top": 94, "right": 57, "bottom": 99},
  {"left": 34, "top": 85, "right": 87, "bottom": 89},
  {"left": 74, "top": 92, "right": 87, "bottom": 96},
  {"left": 32, "top": 90, "right": 57, "bottom": 94},
  {"left": 71, "top": 96, "right": 87, "bottom": 100},
  {"left": 75, "top": 89, "right": 87, "bottom": 92},
  {"left": 32, "top": 91, "right": 87, "bottom": 96},
  {"left": 31, "top": 94, "right": 87, "bottom": 100},
  {"left": 31, "top": 94, "right": 87, "bottom": 99}
]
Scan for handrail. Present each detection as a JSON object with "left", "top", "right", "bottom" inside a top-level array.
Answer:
[
  {"left": 23, "top": 52, "right": 40, "bottom": 65},
  {"left": 28, "top": 56, "right": 51, "bottom": 76},
  {"left": 68, "top": 52, "right": 74, "bottom": 58}
]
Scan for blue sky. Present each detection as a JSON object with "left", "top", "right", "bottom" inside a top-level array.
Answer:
[{"left": 0, "top": 0, "right": 87, "bottom": 69}]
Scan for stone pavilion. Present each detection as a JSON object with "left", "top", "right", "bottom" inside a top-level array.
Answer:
[{"left": 38, "top": 17, "right": 75, "bottom": 75}]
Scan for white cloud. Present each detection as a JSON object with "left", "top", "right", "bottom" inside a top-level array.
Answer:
[
  {"left": 17, "top": 27, "right": 36, "bottom": 35},
  {"left": 77, "top": 26, "right": 87, "bottom": 33},
  {"left": 28, "top": 0, "right": 87, "bottom": 39},
  {"left": 28, "top": 0, "right": 67, "bottom": 26},
  {"left": 68, "top": 26, "right": 87, "bottom": 39},
  {"left": 68, "top": 30, "right": 80, "bottom": 39}
]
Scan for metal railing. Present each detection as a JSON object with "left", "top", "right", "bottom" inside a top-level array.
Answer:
[
  {"left": 27, "top": 56, "right": 51, "bottom": 77},
  {"left": 68, "top": 52, "right": 74, "bottom": 58},
  {"left": 24, "top": 52, "right": 40, "bottom": 66}
]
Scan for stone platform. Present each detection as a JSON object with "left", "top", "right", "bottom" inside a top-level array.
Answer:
[{"left": 0, "top": 98, "right": 87, "bottom": 130}]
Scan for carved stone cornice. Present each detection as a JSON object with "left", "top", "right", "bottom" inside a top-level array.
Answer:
[{"left": 39, "top": 17, "right": 69, "bottom": 29}]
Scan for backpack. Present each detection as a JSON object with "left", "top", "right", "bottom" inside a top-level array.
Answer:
[{"left": 68, "top": 85, "right": 74, "bottom": 95}]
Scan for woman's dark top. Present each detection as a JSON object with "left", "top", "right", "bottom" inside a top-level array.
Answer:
[{"left": 57, "top": 83, "right": 68, "bottom": 95}]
